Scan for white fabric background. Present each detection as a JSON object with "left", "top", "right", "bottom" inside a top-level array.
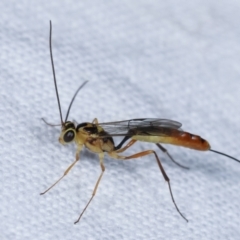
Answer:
[{"left": 1, "top": 1, "right": 240, "bottom": 239}]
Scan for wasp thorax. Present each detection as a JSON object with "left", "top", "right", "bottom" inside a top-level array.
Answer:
[{"left": 59, "top": 121, "right": 76, "bottom": 144}]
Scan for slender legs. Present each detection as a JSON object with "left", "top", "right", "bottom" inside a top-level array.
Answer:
[
  {"left": 74, "top": 139, "right": 188, "bottom": 223},
  {"left": 156, "top": 143, "right": 189, "bottom": 169},
  {"left": 74, "top": 153, "right": 105, "bottom": 224},
  {"left": 41, "top": 117, "right": 61, "bottom": 127},
  {"left": 40, "top": 145, "right": 83, "bottom": 195},
  {"left": 109, "top": 142, "right": 188, "bottom": 222}
]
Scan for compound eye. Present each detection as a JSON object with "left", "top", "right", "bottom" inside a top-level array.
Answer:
[{"left": 63, "top": 130, "right": 75, "bottom": 142}]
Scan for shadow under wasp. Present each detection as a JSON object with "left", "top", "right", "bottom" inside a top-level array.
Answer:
[{"left": 41, "top": 21, "right": 240, "bottom": 224}]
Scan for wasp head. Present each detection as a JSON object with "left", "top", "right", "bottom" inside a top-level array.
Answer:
[{"left": 59, "top": 121, "right": 76, "bottom": 145}]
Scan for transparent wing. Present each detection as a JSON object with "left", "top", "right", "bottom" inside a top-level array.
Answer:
[{"left": 97, "top": 118, "right": 182, "bottom": 137}]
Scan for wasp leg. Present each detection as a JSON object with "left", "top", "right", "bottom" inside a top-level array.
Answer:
[
  {"left": 92, "top": 118, "right": 99, "bottom": 124},
  {"left": 156, "top": 143, "right": 189, "bottom": 170},
  {"left": 40, "top": 145, "right": 83, "bottom": 195},
  {"left": 74, "top": 153, "right": 105, "bottom": 224},
  {"left": 115, "top": 139, "right": 137, "bottom": 153},
  {"left": 109, "top": 149, "right": 188, "bottom": 222},
  {"left": 41, "top": 117, "right": 61, "bottom": 127}
]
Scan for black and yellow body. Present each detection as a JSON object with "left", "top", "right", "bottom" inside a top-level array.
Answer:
[
  {"left": 41, "top": 21, "right": 240, "bottom": 225},
  {"left": 59, "top": 121, "right": 115, "bottom": 154}
]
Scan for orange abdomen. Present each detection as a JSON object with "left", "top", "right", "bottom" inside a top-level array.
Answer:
[
  {"left": 132, "top": 128, "right": 211, "bottom": 151},
  {"left": 168, "top": 131, "right": 210, "bottom": 151}
]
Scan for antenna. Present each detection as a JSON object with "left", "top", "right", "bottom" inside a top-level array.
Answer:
[
  {"left": 49, "top": 20, "right": 64, "bottom": 126},
  {"left": 65, "top": 80, "right": 88, "bottom": 122}
]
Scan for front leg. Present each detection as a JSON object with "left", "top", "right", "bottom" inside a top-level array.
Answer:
[
  {"left": 74, "top": 152, "right": 105, "bottom": 224},
  {"left": 40, "top": 145, "right": 83, "bottom": 195}
]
